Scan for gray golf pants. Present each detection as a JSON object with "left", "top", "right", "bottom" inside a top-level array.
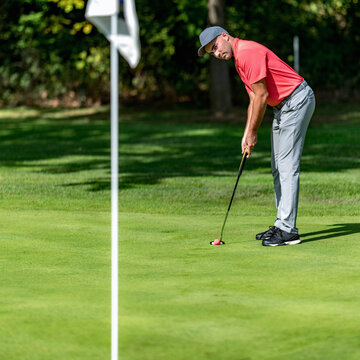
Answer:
[{"left": 271, "top": 80, "right": 315, "bottom": 234}]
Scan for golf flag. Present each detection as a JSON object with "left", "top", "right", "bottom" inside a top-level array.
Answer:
[
  {"left": 85, "top": 2, "right": 140, "bottom": 360},
  {"left": 85, "top": 0, "right": 141, "bottom": 68}
]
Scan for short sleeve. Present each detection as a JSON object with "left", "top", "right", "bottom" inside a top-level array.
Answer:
[{"left": 242, "top": 50, "right": 267, "bottom": 86}]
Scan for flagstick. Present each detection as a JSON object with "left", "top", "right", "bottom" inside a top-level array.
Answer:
[{"left": 110, "top": 12, "right": 119, "bottom": 360}]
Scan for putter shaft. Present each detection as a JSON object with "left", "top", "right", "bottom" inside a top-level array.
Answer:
[{"left": 219, "top": 151, "right": 247, "bottom": 241}]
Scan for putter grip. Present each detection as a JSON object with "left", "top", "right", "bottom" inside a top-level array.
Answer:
[{"left": 238, "top": 152, "right": 247, "bottom": 176}]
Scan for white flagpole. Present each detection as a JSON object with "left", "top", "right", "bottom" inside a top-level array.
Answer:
[
  {"left": 293, "top": 35, "right": 300, "bottom": 73},
  {"left": 110, "top": 11, "right": 119, "bottom": 360}
]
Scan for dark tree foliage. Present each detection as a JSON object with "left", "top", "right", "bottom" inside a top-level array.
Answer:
[{"left": 0, "top": 0, "right": 359, "bottom": 106}]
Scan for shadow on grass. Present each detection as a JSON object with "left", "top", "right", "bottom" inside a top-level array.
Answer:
[
  {"left": 0, "top": 105, "right": 359, "bottom": 191},
  {"left": 302, "top": 223, "right": 360, "bottom": 243}
]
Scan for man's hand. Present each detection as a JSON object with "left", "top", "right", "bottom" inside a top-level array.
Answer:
[{"left": 242, "top": 131, "right": 257, "bottom": 157}]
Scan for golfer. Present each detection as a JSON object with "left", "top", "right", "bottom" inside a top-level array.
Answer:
[{"left": 198, "top": 26, "right": 315, "bottom": 247}]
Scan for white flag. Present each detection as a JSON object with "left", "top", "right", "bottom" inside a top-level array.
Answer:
[{"left": 86, "top": 0, "right": 141, "bottom": 68}]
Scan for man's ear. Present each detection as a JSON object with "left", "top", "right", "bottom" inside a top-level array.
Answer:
[{"left": 221, "top": 32, "right": 229, "bottom": 41}]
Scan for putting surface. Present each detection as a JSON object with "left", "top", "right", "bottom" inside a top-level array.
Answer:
[
  {"left": 1, "top": 106, "right": 359, "bottom": 359},
  {"left": 119, "top": 213, "right": 360, "bottom": 360}
]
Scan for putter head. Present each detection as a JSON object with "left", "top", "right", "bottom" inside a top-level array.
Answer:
[{"left": 209, "top": 240, "right": 225, "bottom": 245}]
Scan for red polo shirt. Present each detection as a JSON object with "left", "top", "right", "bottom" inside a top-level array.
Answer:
[{"left": 233, "top": 39, "right": 303, "bottom": 107}]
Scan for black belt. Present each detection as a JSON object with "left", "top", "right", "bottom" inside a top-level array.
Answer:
[{"left": 273, "top": 80, "right": 308, "bottom": 111}]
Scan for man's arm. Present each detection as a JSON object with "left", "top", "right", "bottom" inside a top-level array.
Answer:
[
  {"left": 242, "top": 91, "right": 255, "bottom": 152},
  {"left": 241, "top": 79, "right": 268, "bottom": 157}
]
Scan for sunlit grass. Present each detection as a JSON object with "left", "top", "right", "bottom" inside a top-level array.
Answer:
[{"left": 0, "top": 104, "right": 359, "bottom": 360}]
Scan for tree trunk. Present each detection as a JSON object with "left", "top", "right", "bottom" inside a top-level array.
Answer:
[{"left": 207, "top": 0, "right": 232, "bottom": 117}]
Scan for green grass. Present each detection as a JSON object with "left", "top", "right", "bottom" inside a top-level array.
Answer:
[{"left": 1, "top": 104, "right": 359, "bottom": 360}]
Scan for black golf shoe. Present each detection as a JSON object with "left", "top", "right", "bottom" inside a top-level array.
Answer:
[
  {"left": 256, "top": 226, "right": 277, "bottom": 240},
  {"left": 262, "top": 228, "right": 301, "bottom": 246}
]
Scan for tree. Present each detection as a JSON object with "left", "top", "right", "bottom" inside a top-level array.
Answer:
[
  {"left": 208, "top": 0, "right": 232, "bottom": 117},
  {"left": 0, "top": 0, "right": 359, "bottom": 106}
]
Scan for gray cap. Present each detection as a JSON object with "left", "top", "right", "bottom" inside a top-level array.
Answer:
[{"left": 198, "top": 26, "right": 229, "bottom": 56}]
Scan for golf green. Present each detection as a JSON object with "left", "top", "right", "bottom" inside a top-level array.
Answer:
[{"left": 0, "top": 105, "right": 359, "bottom": 359}]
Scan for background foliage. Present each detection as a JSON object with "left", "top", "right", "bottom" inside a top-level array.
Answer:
[{"left": 0, "top": 0, "right": 359, "bottom": 106}]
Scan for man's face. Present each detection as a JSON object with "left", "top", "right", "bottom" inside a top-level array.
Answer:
[{"left": 204, "top": 33, "right": 233, "bottom": 60}]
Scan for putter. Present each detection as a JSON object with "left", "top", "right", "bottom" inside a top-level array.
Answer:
[{"left": 210, "top": 150, "right": 248, "bottom": 245}]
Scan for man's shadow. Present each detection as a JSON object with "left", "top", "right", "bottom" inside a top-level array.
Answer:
[{"left": 301, "top": 223, "right": 360, "bottom": 243}]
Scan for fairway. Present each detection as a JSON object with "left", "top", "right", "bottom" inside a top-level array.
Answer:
[{"left": 1, "top": 105, "right": 359, "bottom": 360}]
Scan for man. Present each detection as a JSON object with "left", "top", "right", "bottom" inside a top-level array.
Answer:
[{"left": 198, "top": 26, "right": 315, "bottom": 247}]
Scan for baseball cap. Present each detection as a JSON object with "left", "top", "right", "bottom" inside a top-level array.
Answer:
[{"left": 198, "top": 26, "right": 229, "bottom": 56}]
